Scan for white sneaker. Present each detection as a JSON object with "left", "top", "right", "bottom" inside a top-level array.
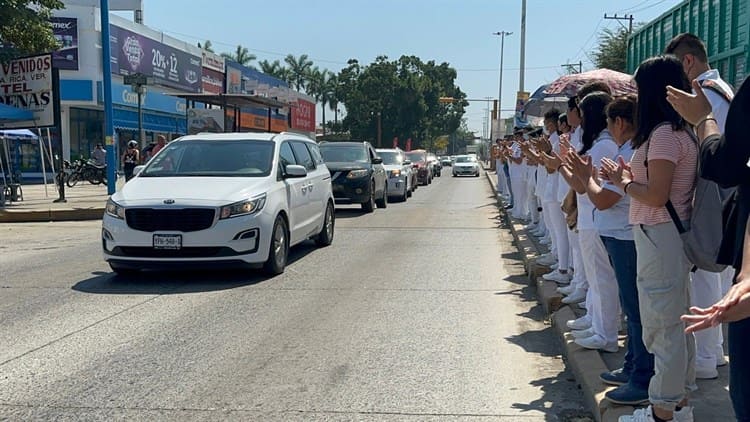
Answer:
[
  {"left": 566, "top": 315, "right": 592, "bottom": 330},
  {"left": 562, "top": 288, "right": 587, "bottom": 304},
  {"left": 550, "top": 262, "right": 559, "bottom": 270},
  {"left": 575, "top": 334, "right": 618, "bottom": 353},
  {"left": 542, "top": 270, "right": 571, "bottom": 284},
  {"left": 674, "top": 406, "right": 694, "bottom": 422},
  {"left": 536, "top": 255, "right": 557, "bottom": 266},
  {"left": 695, "top": 365, "right": 719, "bottom": 380},
  {"left": 539, "top": 237, "right": 551, "bottom": 245},
  {"left": 571, "top": 328, "right": 595, "bottom": 339},
  {"left": 619, "top": 406, "right": 656, "bottom": 422},
  {"left": 557, "top": 284, "right": 576, "bottom": 295},
  {"left": 577, "top": 301, "right": 588, "bottom": 309},
  {"left": 717, "top": 355, "right": 728, "bottom": 367}
]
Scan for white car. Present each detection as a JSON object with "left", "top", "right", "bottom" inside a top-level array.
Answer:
[
  {"left": 452, "top": 155, "right": 480, "bottom": 177},
  {"left": 102, "top": 132, "right": 335, "bottom": 276},
  {"left": 376, "top": 148, "right": 414, "bottom": 202}
]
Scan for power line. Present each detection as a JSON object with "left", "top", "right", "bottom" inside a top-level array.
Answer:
[
  {"left": 616, "top": 0, "right": 651, "bottom": 13},
  {"left": 571, "top": 17, "right": 604, "bottom": 63},
  {"left": 629, "top": 0, "right": 669, "bottom": 14}
]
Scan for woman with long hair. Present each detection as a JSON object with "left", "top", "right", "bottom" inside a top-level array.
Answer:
[{"left": 602, "top": 55, "right": 697, "bottom": 422}]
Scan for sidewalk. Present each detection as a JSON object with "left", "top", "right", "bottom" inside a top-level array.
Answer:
[
  {"left": 482, "top": 166, "right": 734, "bottom": 422},
  {"left": 0, "top": 179, "right": 122, "bottom": 223}
]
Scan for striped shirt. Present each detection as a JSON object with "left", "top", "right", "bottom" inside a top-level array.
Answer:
[{"left": 629, "top": 125, "right": 697, "bottom": 226}]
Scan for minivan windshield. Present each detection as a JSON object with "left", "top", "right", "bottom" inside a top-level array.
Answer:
[
  {"left": 141, "top": 139, "right": 274, "bottom": 177},
  {"left": 319, "top": 145, "right": 368, "bottom": 163},
  {"left": 378, "top": 151, "right": 403, "bottom": 165},
  {"left": 405, "top": 152, "right": 426, "bottom": 163},
  {"left": 455, "top": 156, "right": 476, "bottom": 163}
]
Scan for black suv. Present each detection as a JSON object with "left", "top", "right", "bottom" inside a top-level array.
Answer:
[{"left": 319, "top": 141, "right": 388, "bottom": 212}]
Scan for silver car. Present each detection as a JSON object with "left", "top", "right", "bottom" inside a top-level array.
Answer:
[{"left": 376, "top": 148, "right": 414, "bottom": 202}]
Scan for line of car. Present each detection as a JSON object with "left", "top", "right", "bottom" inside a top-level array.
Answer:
[{"left": 102, "top": 133, "right": 470, "bottom": 277}]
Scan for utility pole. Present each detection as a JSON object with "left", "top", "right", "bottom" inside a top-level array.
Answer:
[
  {"left": 519, "top": 0, "right": 527, "bottom": 92},
  {"left": 493, "top": 31, "right": 512, "bottom": 140},
  {"left": 100, "top": 0, "right": 116, "bottom": 195},
  {"left": 604, "top": 13, "right": 634, "bottom": 34},
  {"left": 560, "top": 61, "right": 582, "bottom": 74}
]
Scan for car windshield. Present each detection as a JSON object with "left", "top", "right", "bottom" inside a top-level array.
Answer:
[
  {"left": 455, "top": 156, "right": 475, "bottom": 163},
  {"left": 320, "top": 145, "right": 368, "bottom": 163},
  {"left": 378, "top": 151, "right": 403, "bottom": 165},
  {"left": 405, "top": 152, "right": 425, "bottom": 163},
  {"left": 140, "top": 139, "right": 274, "bottom": 177}
]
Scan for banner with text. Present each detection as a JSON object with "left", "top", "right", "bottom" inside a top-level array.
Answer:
[
  {"left": 290, "top": 97, "right": 315, "bottom": 132},
  {"left": 0, "top": 54, "right": 56, "bottom": 128},
  {"left": 50, "top": 17, "right": 79, "bottom": 70},
  {"left": 110, "top": 24, "right": 202, "bottom": 93},
  {"left": 188, "top": 108, "right": 224, "bottom": 134}
]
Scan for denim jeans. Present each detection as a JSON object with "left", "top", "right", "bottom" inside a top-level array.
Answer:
[
  {"left": 729, "top": 316, "right": 750, "bottom": 421},
  {"left": 601, "top": 236, "right": 654, "bottom": 390},
  {"left": 503, "top": 163, "right": 513, "bottom": 206}
]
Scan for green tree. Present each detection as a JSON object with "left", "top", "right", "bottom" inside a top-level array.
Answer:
[
  {"left": 593, "top": 27, "right": 629, "bottom": 72},
  {"left": 284, "top": 54, "right": 313, "bottom": 92},
  {"left": 258, "top": 59, "right": 292, "bottom": 84},
  {"left": 0, "top": 0, "right": 64, "bottom": 62},
  {"left": 222, "top": 45, "right": 256, "bottom": 68},
  {"left": 307, "top": 68, "right": 338, "bottom": 135},
  {"left": 197, "top": 40, "right": 214, "bottom": 53},
  {"left": 336, "top": 55, "right": 467, "bottom": 149}
]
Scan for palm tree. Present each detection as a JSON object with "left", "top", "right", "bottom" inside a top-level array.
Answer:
[
  {"left": 307, "top": 68, "right": 336, "bottom": 135},
  {"left": 197, "top": 40, "right": 214, "bottom": 53},
  {"left": 222, "top": 45, "right": 256, "bottom": 68},
  {"left": 284, "top": 54, "right": 313, "bottom": 92},
  {"left": 258, "top": 59, "right": 291, "bottom": 83},
  {"left": 327, "top": 73, "right": 340, "bottom": 129}
]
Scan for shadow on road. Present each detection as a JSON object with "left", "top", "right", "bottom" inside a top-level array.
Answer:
[
  {"left": 334, "top": 208, "right": 369, "bottom": 219},
  {"left": 71, "top": 242, "right": 319, "bottom": 295}
]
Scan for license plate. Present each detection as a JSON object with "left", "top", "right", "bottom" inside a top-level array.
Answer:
[{"left": 153, "top": 234, "right": 182, "bottom": 250}]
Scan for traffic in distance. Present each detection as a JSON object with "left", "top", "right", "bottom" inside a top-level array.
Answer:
[{"left": 102, "top": 132, "right": 480, "bottom": 276}]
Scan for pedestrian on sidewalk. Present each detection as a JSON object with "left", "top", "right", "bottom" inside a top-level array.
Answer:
[
  {"left": 566, "top": 95, "right": 655, "bottom": 405},
  {"left": 603, "top": 55, "right": 698, "bottom": 422},
  {"left": 122, "top": 140, "right": 140, "bottom": 181},
  {"left": 669, "top": 70, "right": 750, "bottom": 421},
  {"left": 92, "top": 143, "right": 106, "bottom": 166}
]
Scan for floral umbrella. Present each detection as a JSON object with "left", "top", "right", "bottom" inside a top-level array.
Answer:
[
  {"left": 523, "top": 84, "right": 569, "bottom": 117},
  {"left": 543, "top": 68, "right": 636, "bottom": 97}
]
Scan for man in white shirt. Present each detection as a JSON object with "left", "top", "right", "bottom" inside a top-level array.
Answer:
[{"left": 665, "top": 32, "right": 734, "bottom": 380}]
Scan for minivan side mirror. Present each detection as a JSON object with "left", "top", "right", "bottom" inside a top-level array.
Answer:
[
  {"left": 372, "top": 157, "right": 383, "bottom": 165},
  {"left": 133, "top": 165, "right": 145, "bottom": 176},
  {"left": 284, "top": 164, "right": 307, "bottom": 178}
]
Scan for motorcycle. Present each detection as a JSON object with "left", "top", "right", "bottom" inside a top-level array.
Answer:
[{"left": 84, "top": 159, "right": 107, "bottom": 185}]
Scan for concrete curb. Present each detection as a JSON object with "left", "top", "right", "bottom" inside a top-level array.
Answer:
[
  {"left": 483, "top": 167, "right": 630, "bottom": 422},
  {"left": 0, "top": 207, "right": 104, "bottom": 223}
]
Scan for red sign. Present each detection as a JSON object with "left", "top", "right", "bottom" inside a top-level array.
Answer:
[
  {"left": 290, "top": 98, "right": 315, "bottom": 132},
  {"left": 202, "top": 67, "right": 224, "bottom": 94}
]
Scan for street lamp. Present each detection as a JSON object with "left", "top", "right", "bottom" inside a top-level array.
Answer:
[{"left": 492, "top": 31, "right": 513, "bottom": 134}]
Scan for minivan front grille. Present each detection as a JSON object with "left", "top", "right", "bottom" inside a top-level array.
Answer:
[{"left": 125, "top": 208, "right": 216, "bottom": 232}]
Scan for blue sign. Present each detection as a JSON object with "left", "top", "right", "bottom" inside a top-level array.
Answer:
[{"left": 98, "top": 81, "right": 186, "bottom": 115}]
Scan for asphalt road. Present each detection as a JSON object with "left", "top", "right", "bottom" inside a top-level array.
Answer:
[{"left": 0, "top": 169, "right": 587, "bottom": 421}]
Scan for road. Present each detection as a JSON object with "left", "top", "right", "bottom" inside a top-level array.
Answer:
[{"left": 0, "top": 170, "right": 588, "bottom": 421}]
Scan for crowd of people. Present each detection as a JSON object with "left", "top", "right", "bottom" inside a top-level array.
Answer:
[{"left": 493, "top": 33, "right": 750, "bottom": 422}]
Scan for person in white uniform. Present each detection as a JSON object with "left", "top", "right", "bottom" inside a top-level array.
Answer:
[
  {"left": 665, "top": 32, "right": 735, "bottom": 380},
  {"left": 508, "top": 133, "right": 529, "bottom": 220}
]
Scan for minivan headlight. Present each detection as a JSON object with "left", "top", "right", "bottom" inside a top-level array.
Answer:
[
  {"left": 347, "top": 169, "right": 369, "bottom": 179},
  {"left": 220, "top": 194, "right": 267, "bottom": 219},
  {"left": 106, "top": 199, "right": 125, "bottom": 219}
]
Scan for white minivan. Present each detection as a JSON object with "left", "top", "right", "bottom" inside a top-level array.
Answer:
[{"left": 102, "top": 132, "right": 335, "bottom": 275}]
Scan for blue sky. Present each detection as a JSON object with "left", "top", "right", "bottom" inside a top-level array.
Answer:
[{"left": 126, "top": 0, "right": 683, "bottom": 136}]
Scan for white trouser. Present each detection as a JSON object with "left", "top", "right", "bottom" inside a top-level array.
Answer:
[
  {"left": 691, "top": 269, "right": 724, "bottom": 368},
  {"left": 510, "top": 178, "right": 528, "bottom": 219},
  {"left": 721, "top": 266, "right": 734, "bottom": 296},
  {"left": 496, "top": 161, "right": 507, "bottom": 194},
  {"left": 569, "top": 229, "right": 588, "bottom": 290},
  {"left": 527, "top": 172, "right": 539, "bottom": 224},
  {"left": 579, "top": 228, "right": 621, "bottom": 343},
  {"left": 545, "top": 201, "right": 569, "bottom": 270}
]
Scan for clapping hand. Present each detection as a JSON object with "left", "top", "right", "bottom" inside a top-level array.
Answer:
[
  {"left": 666, "top": 79, "right": 713, "bottom": 126},
  {"left": 600, "top": 157, "right": 632, "bottom": 189},
  {"left": 566, "top": 150, "right": 595, "bottom": 182},
  {"left": 682, "top": 278, "right": 750, "bottom": 333}
]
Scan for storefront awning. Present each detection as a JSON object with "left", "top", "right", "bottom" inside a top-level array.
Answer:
[
  {"left": 170, "top": 93, "right": 287, "bottom": 109},
  {"left": 113, "top": 107, "right": 187, "bottom": 134}
]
